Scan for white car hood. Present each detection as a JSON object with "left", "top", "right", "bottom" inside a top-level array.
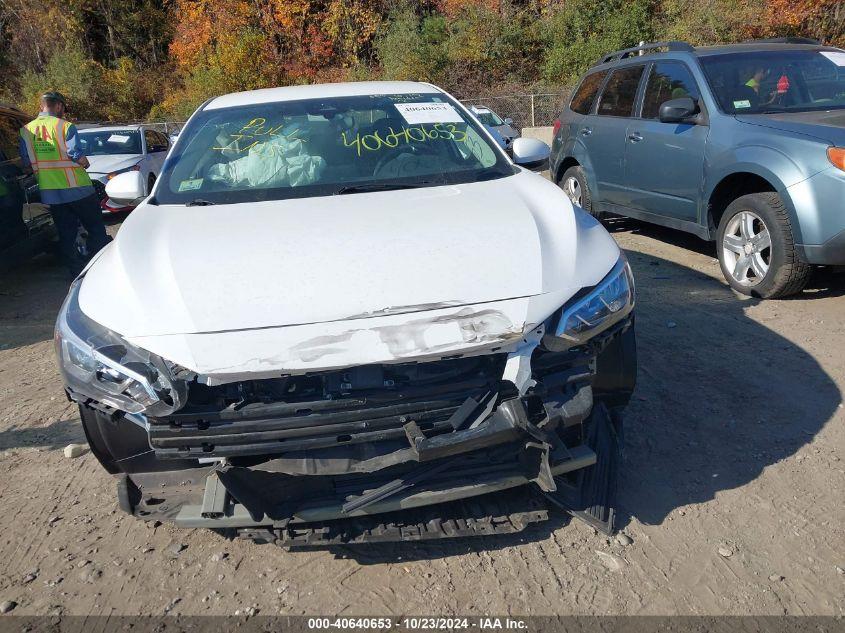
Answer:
[
  {"left": 79, "top": 170, "right": 620, "bottom": 379},
  {"left": 85, "top": 154, "right": 141, "bottom": 175}
]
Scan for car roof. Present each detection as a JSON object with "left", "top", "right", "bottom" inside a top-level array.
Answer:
[
  {"left": 0, "top": 104, "right": 29, "bottom": 119},
  {"left": 470, "top": 106, "right": 492, "bottom": 113},
  {"left": 694, "top": 43, "right": 840, "bottom": 57},
  {"left": 589, "top": 40, "right": 843, "bottom": 72},
  {"left": 77, "top": 124, "right": 145, "bottom": 133},
  {"left": 205, "top": 81, "right": 441, "bottom": 110}
]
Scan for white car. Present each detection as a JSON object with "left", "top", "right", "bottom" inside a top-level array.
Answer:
[
  {"left": 469, "top": 105, "right": 519, "bottom": 151},
  {"left": 76, "top": 125, "right": 170, "bottom": 214},
  {"left": 57, "top": 81, "right": 637, "bottom": 545}
]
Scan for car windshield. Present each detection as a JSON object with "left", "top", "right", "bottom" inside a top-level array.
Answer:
[
  {"left": 77, "top": 130, "right": 142, "bottom": 155},
  {"left": 700, "top": 49, "right": 845, "bottom": 114},
  {"left": 156, "top": 92, "right": 514, "bottom": 205},
  {"left": 474, "top": 110, "right": 504, "bottom": 126}
]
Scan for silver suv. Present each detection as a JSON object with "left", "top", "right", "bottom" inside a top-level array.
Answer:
[{"left": 551, "top": 38, "right": 845, "bottom": 298}]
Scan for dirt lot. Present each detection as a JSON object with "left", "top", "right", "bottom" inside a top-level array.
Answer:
[{"left": 0, "top": 218, "right": 843, "bottom": 616}]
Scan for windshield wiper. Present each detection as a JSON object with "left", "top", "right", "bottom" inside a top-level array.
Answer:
[
  {"left": 334, "top": 181, "right": 442, "bottom": 195},
  {"left": 185, "top": 198, "right": 215, "bottom": 206},
  {"left": 473, "top": 168, "right": 507, "bottom": 182}
]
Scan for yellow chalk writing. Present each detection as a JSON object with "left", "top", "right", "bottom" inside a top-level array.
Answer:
[{"left": 341, "top": 124, "right": 467, "bottom": 156}]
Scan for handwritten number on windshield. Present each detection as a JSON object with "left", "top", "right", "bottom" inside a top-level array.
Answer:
[{"left": 341, "top": 124, "right": 468, "bottom": 156}]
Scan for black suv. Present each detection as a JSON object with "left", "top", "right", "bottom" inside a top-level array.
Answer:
[
  {"left": 550, "top": 38, "right": 845, "bottom": 298},
  {"left": 0, "top": 104, "right": 55, "bottom": 271}
]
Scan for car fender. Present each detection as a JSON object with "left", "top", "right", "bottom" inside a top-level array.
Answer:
[
  {"left": 557, "top": 136, "right": 599, "bottom": 197},
  {"left": 703, "top": 146, "right": 811, "bottom": 242}
]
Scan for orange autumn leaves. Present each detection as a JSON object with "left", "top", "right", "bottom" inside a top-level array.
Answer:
[{"left": 169, "top": 0, "right": 384, "bottom": 82}]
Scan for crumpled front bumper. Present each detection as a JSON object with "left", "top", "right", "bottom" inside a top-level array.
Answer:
[
  {"left": 119, "top": 396, "right": 598, "bottom": 530},
  {"left": 78, "top": 316, "right": 635, "bottom": 541}
]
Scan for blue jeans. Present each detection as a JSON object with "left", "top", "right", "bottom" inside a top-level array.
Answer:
[{"left": 49, "top": 193, "right": 111, "bottom": 275}]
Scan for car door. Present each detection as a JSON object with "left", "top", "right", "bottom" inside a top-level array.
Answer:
[
  {"left": 623, "top": 61, "right": 709, "bottom": 223},
  {"left": 587, "top": 64, "right": 646, "bottom": 208},
  {"left": 144, "top": 129, "right": 169, "bottom": 176}
]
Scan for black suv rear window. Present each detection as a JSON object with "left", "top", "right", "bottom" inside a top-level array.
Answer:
[
  {"left": 597, "top": 65, "right": 645, "bottom": 117},
  {"left": 570, "top": 71, "right": 608, "bottom": 115}
]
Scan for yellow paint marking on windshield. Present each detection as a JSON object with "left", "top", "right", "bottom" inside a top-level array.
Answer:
[
  {"left": 211, "top": 118, "right": 289, "bottom": 153},
  {"left": 341, "top": 124, "right": 467, "bottom": 157}
]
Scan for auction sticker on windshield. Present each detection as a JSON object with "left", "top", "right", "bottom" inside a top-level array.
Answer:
[
  {"left": 821, "top": 51, "right": 845, "bottom": 66},
  {"left": 178, "top": 178, "right": 203, "bottom": 192},
  {"left": 395, "top": 102, "right": 464, "bottom": 125}
]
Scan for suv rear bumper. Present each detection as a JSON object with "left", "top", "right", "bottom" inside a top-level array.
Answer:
[
  {"left": 788, "top": 167, "right": 845, "bottom": 264},
  {"left": 796, "top": 228, "right": 845, "bottom": 265}
]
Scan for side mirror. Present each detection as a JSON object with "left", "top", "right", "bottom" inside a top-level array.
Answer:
[
  {"left": 511, "top": 137, "right": 550, "bottom": 170},
  {"left": 105, "top": 171, "right": 146, "bottom": 207},
  {"left": 504, "top": 117, "right": 514, "bottom": 126},
  {"left": 658, "top": 97, "right": 700, "bottom": 123}
]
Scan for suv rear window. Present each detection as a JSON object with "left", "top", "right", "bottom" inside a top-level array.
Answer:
[
  {"left": 597, "top": 66, "right": 645, "bottom": 117},
  {"left": 641, "top": 62, "right": 701, "bottom": 119},
  {"left": 570, "top": 71, "right": 608, "bottom": 115}
]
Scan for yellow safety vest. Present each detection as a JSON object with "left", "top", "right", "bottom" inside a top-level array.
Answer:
[{"left": 19, "top": 115, "right": 93, "bottom": 190}]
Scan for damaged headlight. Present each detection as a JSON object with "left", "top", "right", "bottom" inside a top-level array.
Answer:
[
  {"left": 55, "top": 279, "right": 185, "bottom": 415},
  {"left": 556, "top": 257, "right": 635, "bottom": 345}
]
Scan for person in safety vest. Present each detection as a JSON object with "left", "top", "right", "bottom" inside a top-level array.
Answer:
[
  {"left": 18, "top": 92, "right": 110, "bottom": 275},
  {"left": 745, "top": 67, "right": 767, "bottom": 94}
]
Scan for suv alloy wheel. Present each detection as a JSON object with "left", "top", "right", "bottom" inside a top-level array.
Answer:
[
  {"left": 716, "top": 193, "right": 811, "bottom": 298},
  {"left": 560, "top": 166, "right": 598, "bottom": 218}
]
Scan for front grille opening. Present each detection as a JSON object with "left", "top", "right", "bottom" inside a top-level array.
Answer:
[
  {"left": 183, "top": 355, "right": 507, "bottom": 413},
  {"left": 148, "top": 355, "right": 508, "bottom": 460}
]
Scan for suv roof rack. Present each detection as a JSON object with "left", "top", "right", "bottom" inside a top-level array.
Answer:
[
  {"left": 743, "top": 37, "right": 821, "bottom": 45},
  {"left": 597, "top": 41, "right": 694, "bottom": 65}
]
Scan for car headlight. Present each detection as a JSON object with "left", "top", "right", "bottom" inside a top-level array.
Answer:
[
  {"left": 55, "top": 279, "right": 185, "bottom": 415},
  {"left": 555, "top": 257, "right": 635, "bottom": 345},
  {"left": 106, "top": 164, "right": 141, "bottom": 180}
]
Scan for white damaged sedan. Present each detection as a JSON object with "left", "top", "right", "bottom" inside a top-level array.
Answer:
[{"left": 56, "top": 82, "right": 636, "bottom": 545}]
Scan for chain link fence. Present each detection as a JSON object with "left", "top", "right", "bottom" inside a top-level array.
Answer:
[
  {"left": 459, "top": 92, "right": 570, "bottom": 129},
  {"left": 143, "top": 121, "right": 186, "bottom": 137},
  {"left": 132, "top": 93, "right": 570, "bottom": 136}
]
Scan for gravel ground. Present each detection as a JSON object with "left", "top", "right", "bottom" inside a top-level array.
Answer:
[{"left": 0, "top": 216, "right": 843, "bottom": 616}]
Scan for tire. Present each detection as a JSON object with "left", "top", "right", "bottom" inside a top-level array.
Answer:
[
  {"left": 147, "top": 173, "right": 156, "bottom": 195},
  {"left": 559, "top": 165, "right": 600, "bottom": 219},
  {"left": 716, "top": 192, "right": 810, "bottom": 298}
]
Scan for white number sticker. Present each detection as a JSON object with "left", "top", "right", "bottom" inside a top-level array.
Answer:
[
  {"left": 821, "top": 51, "right": 845, "bottom": 67},
  {"left": 395, "top": 102, "right": 464, "bottom": 125}
]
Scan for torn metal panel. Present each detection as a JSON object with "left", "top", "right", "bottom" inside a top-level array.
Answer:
[
  {"left": 502, "top": 324, "right": 545, "bottom": 394},
  {"left": 127, "top": 297, "right": 532, "bottom": 384}
]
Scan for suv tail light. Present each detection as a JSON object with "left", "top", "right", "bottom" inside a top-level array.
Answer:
[{"left": 552, "top": 118, "right": 561, "bottom": 136}]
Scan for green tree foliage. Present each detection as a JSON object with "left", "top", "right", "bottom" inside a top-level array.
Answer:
[
  {"left": 376, "top": 3, "right": 541, "bottom": 95},
  {"left": 541, "top": 0, "right": 656, "bottom": 83},
  {"left": 376, "top": 9, "right": 448, "bottom": 82},
  {"left": 0, "top": 0, "right": 839, "bottom": 121},
  {"left": 18, "top": 44, "right": 101, "bottom": 118},
  {"left": 657, "top": 0, "right": 760, "bottom": 45}
]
